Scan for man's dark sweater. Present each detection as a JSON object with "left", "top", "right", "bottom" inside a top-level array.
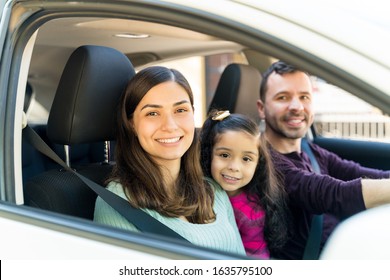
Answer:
[{"left": 270, "top": 142, "right": 390, "bottom": 259}]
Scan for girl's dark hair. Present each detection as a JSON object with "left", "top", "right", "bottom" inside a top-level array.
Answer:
[
  {"left": 110, "top": 66, "right": 215, "bottom": 224},
  {"left": 200, "top": 110, "right": 291, "bottom": 253}
]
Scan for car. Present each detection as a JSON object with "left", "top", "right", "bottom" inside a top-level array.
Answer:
[{"left": 1, "top": 0, "right": 390, "bottom": 263}]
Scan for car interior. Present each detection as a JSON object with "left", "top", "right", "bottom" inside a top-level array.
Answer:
[
  {"left": 21, "top": 17, "right": 268, "bottom": 218},
  {"left": 208, "top": 63, "right": 262, "bottom": 124},
  {"left": 23, "top": 44, "right": 136, "bottom": 219},
  {"left": 14, "top": 10, "right": 390, "bottom": 256}
]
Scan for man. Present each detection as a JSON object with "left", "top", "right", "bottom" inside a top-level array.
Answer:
[{"left": 257, "top": 61, "right": 390, "bottom": 259}]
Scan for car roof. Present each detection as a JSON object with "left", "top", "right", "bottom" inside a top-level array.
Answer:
[{"left": 22, "top": 0, "right": 390, "bottom": 120}]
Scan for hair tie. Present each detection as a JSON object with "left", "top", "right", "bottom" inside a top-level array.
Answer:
[{"left": 212, "top": 110, "right": 230, "bottom": 121}]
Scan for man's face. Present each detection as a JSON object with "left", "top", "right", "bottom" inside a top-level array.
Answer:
[{"left": 257, "top": 71, "right": 314, "bottom": 141}]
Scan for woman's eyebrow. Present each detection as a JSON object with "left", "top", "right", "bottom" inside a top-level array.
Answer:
[
  {"left": 140, "top": 100, "right": 190, "bottom": 111},
  {"left": 140, "top": 104, "right": 161, "bottom": 111},
  {"left": 174, "top": 100, "right": 190, "bottom": 106}
]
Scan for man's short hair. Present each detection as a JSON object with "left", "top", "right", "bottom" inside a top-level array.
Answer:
[{"left": 260, "top": 61, "right": 308, "bottom": 101}]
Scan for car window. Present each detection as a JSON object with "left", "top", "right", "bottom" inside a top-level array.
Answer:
[
  {"left": 312, "top": 77, "right": 390, "bottom": 143},
  {"left": 11, "top": 13, "right": 251, "bottom": 259},
  {"left": 3, "top": 0, "right": 390, "bottom": 263},
  {"left": 152, "top": 53, "right": 247, "bottom": 126}
]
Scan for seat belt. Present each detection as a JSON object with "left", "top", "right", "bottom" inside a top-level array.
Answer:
[
  {"left": 23, "top": 125, "right": 190, "bottom": 242},
  {"left": 301, "top": 138, "right": 323, "bottom": 260}
]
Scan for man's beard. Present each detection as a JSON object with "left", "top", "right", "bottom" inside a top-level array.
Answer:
[{"left": 265, "top": 114, "right": 309, "bottom": 140}]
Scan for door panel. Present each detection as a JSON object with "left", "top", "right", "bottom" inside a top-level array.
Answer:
[{"left": 313, "top": 136, "right": 390, "bottom": 170}]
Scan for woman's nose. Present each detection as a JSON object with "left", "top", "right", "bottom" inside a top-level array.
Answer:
[{"left": 161, "top": 114, "right": 178, "bottom": 131}]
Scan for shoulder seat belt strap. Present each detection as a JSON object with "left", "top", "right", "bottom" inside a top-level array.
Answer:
[
  {"left": 23, "top": 125, "right": 190, "bottom": 242},
  {"left": 301, "top": 138, "right": 323, "bottom": 260}
]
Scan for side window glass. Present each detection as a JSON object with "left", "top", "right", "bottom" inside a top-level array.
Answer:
[
  {"left": 158, "top": 52, "right": 246, "bottom": 126},
  {"left": 204, "top": 53, "right": 247, "bottom": 109},
  {"left": 312, "top": 77, "right": 390, "bottom": 142}
]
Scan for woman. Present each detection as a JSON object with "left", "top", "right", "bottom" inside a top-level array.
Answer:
[{"left": 94, "top": 66, "right": 245, "bottom": 255}]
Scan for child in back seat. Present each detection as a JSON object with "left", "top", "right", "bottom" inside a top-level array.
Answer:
[{"left": 199, "top": 110, "right": 290, "bottom": 259}]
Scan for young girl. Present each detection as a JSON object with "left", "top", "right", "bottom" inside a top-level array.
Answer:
[
  {"left": 94, "top": 67, "right": 245, "bottom": 256},
  {"left": 200, "top": 110, "right": 290, "bottom": 259}
]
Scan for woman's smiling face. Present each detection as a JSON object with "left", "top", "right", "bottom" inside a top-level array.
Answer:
[
  {"left": 132, "top": 81, "right": 195, "bottom": 166},
  {"left": 211, "top": 130, "right": 259, "bottom": 196}
]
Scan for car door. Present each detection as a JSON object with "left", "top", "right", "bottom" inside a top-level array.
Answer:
[
  {"left": 0, "top": 0, "right": 250, "bottom": 260},
  {"left": 313, "top": 136, "right": 390, "bottom": 170}
]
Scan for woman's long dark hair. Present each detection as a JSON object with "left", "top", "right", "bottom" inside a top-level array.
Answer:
[
  {"left": 200, "top": 110, "right": 291, "bottom": 253},
  {"left": 110, "top": 66, "right": 215, "bottom": 224}
]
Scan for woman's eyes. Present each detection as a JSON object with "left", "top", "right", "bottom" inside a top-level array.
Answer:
[
  {"left": 146, "top": 111, "right": 158, "bottom": 116},
  {"left": 145, "top": 107, "right": 189, "bottom": 117},
  {"left": 176, "top": 107, "right": 189, "bottom": 113}
]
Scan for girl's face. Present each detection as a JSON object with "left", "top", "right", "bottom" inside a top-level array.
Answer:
[
  {"left": 211, "top": 130, "right": 259, "bottom": 196},
  {"left": 132, "top": 81, "right": 195, "bottom": 167}
]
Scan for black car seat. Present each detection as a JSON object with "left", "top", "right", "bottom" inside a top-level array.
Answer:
[
  {"left": 208, "top": 63, "right": 262, "bottom": 123},
  {"left": 22, "top": 83, "right": 47, "bottom": 181},
  {"left": 23, "top": 45, "right": 136, "bottom": 219}
]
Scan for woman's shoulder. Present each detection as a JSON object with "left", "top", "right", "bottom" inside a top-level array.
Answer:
[
  {"left": 204, "top": 177, "right": 221, "bottom": 191},
  {"left": 204, "top": 177, "right": 229, "bottom": 202},
  {"left": 106, "top": 180, "right": 127, "bottom": 199}
]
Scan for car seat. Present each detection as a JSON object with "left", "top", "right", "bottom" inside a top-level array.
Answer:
[
  {"left": 22, "top": 83, "right": 47, "bottom": 181},
  {"left": 208, "top": 63, "right": 262, "bottom": 123},
  {"left": 23, "top": 45, "right": 136, "bottom": 219}
]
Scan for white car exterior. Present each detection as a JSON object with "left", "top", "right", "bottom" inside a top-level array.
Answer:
[{"left": 1, "top": 0, "right": 390, "bottom": 261}]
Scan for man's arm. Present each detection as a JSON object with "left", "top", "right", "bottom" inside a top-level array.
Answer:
[
  {"left": 311, "top": 143, "right": 390, "bottom": 180},
  {"left": 271, "top": 150, "right": 365, "bottom": 219},
  {"left": 362, "top": 178, "right": 390, "bottom": 208}
]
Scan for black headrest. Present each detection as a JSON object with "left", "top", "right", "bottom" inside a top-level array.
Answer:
[
  {"left": 47, "top": 45, "right": 135, "bottom": 145},
  {"left": 208, "top": 63, "right": 262, "bottom": 123}
]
